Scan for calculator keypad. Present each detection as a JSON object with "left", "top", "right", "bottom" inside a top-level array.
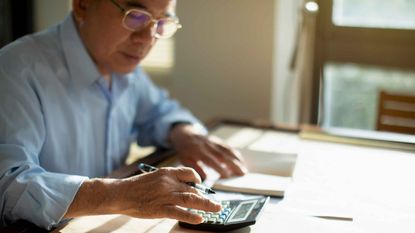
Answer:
[
  {"left": 179, "top": 196, "right": 269, "bottom": 232},
  {"left": 191, "top": 201, "right": 232, "bottom": 225}
]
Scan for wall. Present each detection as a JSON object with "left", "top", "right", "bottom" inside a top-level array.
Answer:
[
  {"left": 171, "top": 0, "right": 277, "bottom": 122},
  {"left": 34, "top": 0, "right": 71, "bottom": 31}
]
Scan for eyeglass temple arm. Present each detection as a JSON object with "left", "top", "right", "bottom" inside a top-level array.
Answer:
[{"left": 109, "top": 0, "right": 126, "bottom": 12}]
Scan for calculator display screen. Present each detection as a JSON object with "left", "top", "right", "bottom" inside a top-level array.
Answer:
[
  {"left": 228, "top": 200, "right": 257, "bottom": 223},
  {"left": 233, "top": 203, "right": 252, "bottom": 219}
]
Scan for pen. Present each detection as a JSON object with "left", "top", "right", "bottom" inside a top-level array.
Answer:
[{"left": 138, "top": 163, "right": 216, "bottom": 194}]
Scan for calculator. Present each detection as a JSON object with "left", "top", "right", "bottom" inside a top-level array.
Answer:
[{"left": 179, "top": 196, "right": 270, "bottom": 232}]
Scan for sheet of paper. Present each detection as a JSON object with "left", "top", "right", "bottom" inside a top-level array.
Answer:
[
  {"left": 242, "top": 209, "right": 358, "bottom": 233},
  {"left": 213, "top": 172, "right": 291, "bottom": 196},
  {"left": 239, "top": 148, "right": 297, "bottom": 177},
  {"left": 203, "top": 148, "right": 297, "bottom": 196},
  {"left": 210, "top": 125, "right": 264, "bottom": 148},
  {"left": 248, "top": 130, "right": 302, "bottom": 154},
  {"left": 278, "top": 183, "right": 355, "bottom": 220}
]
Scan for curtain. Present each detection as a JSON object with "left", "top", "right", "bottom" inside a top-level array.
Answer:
[
  {"left": 0, "top": 0, "right": 33, "bottom": 48},
  {"left": 280, "top": 0, "right": 318, "bottom": 125},
  {"left": 0, "top": 0, "right": 12, "bottom": 48}
]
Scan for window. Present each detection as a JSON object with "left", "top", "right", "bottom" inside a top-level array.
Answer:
[
  {"left": 310, "top": 0, "right": 415, "bottom": 132},
  {"left": 332, "top": 0, "right": 415, "bottom": 30},
  {"left": 323, "top": 63, "right": 415, "bottom": 130}
]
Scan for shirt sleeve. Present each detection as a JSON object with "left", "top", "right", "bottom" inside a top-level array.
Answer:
[
  {"left": 0, "top": 63, "right": 88, "bottom": 229},
  {"left": 132, "top": 68, "right": 208, "bottom": 147}
]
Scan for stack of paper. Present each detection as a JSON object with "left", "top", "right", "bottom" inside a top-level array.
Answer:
[{"left": 211, "top": 148, "right": 297, "bottom": 197}]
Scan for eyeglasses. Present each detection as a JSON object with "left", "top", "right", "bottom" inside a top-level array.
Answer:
[{"left": 109, "top": 0, "right": 182, "bottom": 39}]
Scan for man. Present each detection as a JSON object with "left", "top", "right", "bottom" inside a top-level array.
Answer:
[{"left": 0, "top": 0, "right": 247, "bottom": 229}]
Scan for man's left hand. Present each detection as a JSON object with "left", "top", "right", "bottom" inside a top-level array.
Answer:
[{"left": 169, "top": 124, "right": 248, "bottom": 180}]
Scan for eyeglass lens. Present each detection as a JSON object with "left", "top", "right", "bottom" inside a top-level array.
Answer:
[{"left": 123, "top": 10, "right": 178, "bottom": 38}]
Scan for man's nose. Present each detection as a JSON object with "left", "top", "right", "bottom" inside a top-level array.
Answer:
[{"left": 131, "top": 23, "right": 157, "bottom": 43}]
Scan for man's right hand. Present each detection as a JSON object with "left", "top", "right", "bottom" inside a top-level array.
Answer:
[{"left": 65, "top": 167, "right": 221, "bottom": 224}]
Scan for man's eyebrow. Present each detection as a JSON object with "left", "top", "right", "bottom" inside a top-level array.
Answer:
[{"left": 124, "top": 1, "right": 146, "bottom": 10}]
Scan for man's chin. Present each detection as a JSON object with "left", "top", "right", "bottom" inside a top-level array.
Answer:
[{"left": 114, "top": 64, "right": 141, "bottom": 74}]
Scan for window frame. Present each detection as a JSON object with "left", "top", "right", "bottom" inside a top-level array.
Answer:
[{"left": 310, "top": 0, "right": 415, "bottom": 124}]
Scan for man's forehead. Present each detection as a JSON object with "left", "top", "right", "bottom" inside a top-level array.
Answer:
[{"left": 123, "top": 0, "right": 175, "bottom": 17}]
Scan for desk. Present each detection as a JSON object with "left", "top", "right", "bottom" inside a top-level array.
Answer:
[{"left": 4, "top": 119, "right": 415, "bottom": 233}]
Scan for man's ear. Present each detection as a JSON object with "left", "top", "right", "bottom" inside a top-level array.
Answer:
[{"left": 72, "top": 0, "right": 94, "bottom": 25}]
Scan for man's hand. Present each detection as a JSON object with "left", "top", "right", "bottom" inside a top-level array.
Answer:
[
  {"left": 169, "top": 124, "right": 248, "bottom": 179},
  {"left": 65, "top": 167, "right": 221, "bottom": 224}
]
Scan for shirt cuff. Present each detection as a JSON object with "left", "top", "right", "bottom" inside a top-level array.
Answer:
[{"left": 9, "top": 172, "right": 88, "bottom": 230}]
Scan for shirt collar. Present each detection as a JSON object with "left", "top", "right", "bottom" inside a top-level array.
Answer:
[{"left": 60, "top": 13, "right": 101, "bottom": 88}]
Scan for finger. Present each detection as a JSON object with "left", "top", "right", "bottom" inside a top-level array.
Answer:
[
  {"left": 203, "top": 146, "right": 240, "bottom": 178},
  {"left": 213, "top": 141, "right": 246, "bottom": 163},
  {"left": 168, "top": 181, "right": 201, "bottom": 195},
  {"left": 206, "top": 144, "right": 248, "bottom": 177},
  {"left": 228, "top": 148, "right": 246, "bottom": 163},
  {"left": 173, "top": 192, "right": 221, "bottom": 212},
  {"left": 224, "top": 157, "right": 248, "bottom": 176},
  {"left": 217, "top": 148, "right": 248, "bottom": 175},
  {"left": 164, "top": 205, "right": 204, "bottom": 224},
  {"left": 172, "top": 167, "right": 202, "bottom": 184},
  {"left": 207, "top": 136, "right": 245, "bottom": 161},
  {"left": 199, "top": 152, "right": 229, "bottom": 178},
  {"left": 181, "top": 159, "right": 207, "bottom": 181}
]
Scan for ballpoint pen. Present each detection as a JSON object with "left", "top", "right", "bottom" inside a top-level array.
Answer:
[{"left": 138, "top": 163, "right": 216, "bottom": 194}]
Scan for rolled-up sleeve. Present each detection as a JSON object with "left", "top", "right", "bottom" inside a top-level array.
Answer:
[
  {"left": 0, "top": 67, "right": 88, "bottom": 229},
  {"left": 132, "top": 68, "right": 207, "bottom": 147}
]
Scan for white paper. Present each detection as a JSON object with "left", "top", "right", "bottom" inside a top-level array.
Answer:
[{"left": 213, "top": 173, "right": 291, "bottom": 196}]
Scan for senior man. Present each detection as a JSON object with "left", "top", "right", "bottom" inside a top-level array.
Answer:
[{"left": 0, "top": 0, "right": 247, "bottom": 229}]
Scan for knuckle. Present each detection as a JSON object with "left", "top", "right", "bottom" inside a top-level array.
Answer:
[
  {"left": 158, "top": 167, "right": 169, "bottom": 175},
  {"left": 178, "top": 166, "right": 193, "bottom": 175},
  {"left": 177, "top": 167, "right": 200, "bottom": 182},
  {"left": 202, "top": 197, "right": 213, "bottom": 208},
  {"left": 181, "top": 193, "right": 194, "bottom": 204}
]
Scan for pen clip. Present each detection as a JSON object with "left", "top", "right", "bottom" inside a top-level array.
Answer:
[{"left": 138, "top": 163, "right": 158, "bottom": 173}]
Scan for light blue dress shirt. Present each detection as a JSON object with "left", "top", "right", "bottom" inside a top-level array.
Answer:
[{"left": 0, "top": 14, "right": 205, "bottom": 229}]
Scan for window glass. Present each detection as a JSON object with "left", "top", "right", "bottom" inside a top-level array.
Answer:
[
  {"left": 332, "top": 0, "right": 415, "bottom": 30},
  {"left": 322, "top": 63, "right": 415, "bottom": 130}
]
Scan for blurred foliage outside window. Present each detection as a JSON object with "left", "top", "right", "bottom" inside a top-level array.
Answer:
[
  {"left": 323, "top": 63, "right": 415, "bottom": 130},
  {"left": 333, "top": 0, "right": 415, "bottom": 29}
]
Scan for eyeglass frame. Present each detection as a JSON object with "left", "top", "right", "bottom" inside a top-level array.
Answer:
[{"left": 109, "top": 0, "right": 182, "bottom": 39}]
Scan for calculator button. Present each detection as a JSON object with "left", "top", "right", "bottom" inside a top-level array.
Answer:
[
  {"left": 210, "top": 218, "right": 218, "bottom": 223},
  {"left": 211, "top": 213, "right": 220, "bottom": 218}
]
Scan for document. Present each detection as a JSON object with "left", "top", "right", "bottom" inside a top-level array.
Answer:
[
  {"left": 213, "top": 172, "right": 291, "bottom": 196},
  {"left": 210, "top": 148, "right": 297, "bottom": 197}
]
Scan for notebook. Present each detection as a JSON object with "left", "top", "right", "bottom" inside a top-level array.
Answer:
[{"left": 211, "top": 148, "right": 297, "bottom": 197}]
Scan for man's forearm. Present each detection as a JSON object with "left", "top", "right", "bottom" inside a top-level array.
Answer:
[{"left": 64, "top": 178, "right": 119, "bottom": 218}]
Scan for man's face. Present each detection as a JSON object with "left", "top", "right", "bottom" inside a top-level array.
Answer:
[{"left": 74, "top": 0, "right": 175, "bottom": 75}]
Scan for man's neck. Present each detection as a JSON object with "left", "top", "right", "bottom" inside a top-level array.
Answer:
[{"left": 102, "top": 74, "right": 112, "bottom": 91}]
